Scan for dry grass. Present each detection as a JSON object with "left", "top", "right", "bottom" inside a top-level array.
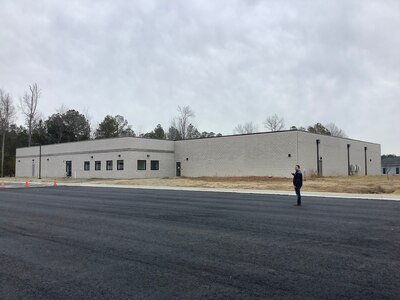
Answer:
[
  {"left": 301, "top": 176, "right": 400, "bottom": 194},
  {"left": 8, "top": 175, "right": 400, "bottom": 195},
  {"left": 179, "top": 176, "right": 400, "bottom": 194}
]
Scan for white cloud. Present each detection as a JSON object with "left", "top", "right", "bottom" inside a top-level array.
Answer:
[{"left": 0, "top": 0, "right": 399, "bottom": 153}]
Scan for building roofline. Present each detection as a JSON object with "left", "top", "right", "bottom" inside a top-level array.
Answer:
[
  {"left": 175, "top": 129, "right": 380, "bottom": 145},
  {"left": 381, "top": 157, "right": 400, "bottom": 166},
  {"left": 173, "top": 129, "right": 296, "bottom": 142},
  {"left": 16, "top": 129, "right": 380, "bottom": 151},
  {"left": 16, "top": 135, "right": 174, "bottom": 151},
  {"left": 295, "top": 130, "right": 381, "bottom": 146}
]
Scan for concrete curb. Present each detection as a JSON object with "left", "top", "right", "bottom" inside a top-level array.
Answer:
[
  {"left": 28, "top": 181, "right": 400, "bottom": 201},
  {"left": 3, "top": 180, "right": 400, "bottom": 201}
]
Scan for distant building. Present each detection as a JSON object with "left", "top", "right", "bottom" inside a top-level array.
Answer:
[
  {"left": 15, "top": 130, "right": 381, "bottom": 179},
  {"left": 381, "top": 156, "right": 400, "bottom": 176}
]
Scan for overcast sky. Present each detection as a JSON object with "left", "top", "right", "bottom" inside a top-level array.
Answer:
[{"left": 0, "top": 0, "right": 399, "bottom": 153}]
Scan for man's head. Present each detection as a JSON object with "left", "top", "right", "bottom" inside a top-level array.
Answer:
[{"left": 295, "top": 164, "right": 300, "bottom": 171}]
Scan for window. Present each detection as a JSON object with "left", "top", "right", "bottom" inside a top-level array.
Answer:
[
  {"left": 383, "top": 168, "right": 386, "bottom": 174},
  {"left": 397, "top": 167, "right": 399, "bottom": 175},
  {"left": 117, "top": 160, "right": 124, "bottom": 170},
  {"left": 84, "top": 161, "right": 90, "bottom": 171},
  {"left": 95, "top": 161, "right": 101, "bottom": 171},
  {"left": 137, "top": 160, "right": 146, "bottom": 170},
  {"left": 106, "top": 160, "right": 113, "bottom": 171},
  {"left": 151, "top": 160, "right": 159, "bottom": 170}
]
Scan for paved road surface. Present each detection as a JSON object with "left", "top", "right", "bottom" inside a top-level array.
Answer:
[{"left": 0, "top": 187, "right": 399, "bottom": 299}]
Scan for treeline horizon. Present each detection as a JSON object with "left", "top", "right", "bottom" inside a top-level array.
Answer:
[{"left": 1, "top": 84, "right": 355, "bottom": 177}]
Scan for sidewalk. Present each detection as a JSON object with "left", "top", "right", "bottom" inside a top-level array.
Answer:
[
  {"left": 54, "top": 181, "right": 400, "bottom": 201},
  {"left": 3, "top": 179, "right": 400, "bottom": 201}
]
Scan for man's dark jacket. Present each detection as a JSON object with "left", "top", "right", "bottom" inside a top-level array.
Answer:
[{"left": 293, "top": 170, "right": 303, "bottom": 188}]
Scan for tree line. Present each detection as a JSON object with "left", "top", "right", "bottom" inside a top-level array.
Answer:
[
  {"left": 233, "top": 114, "right": 348, "bottom": 138},
  {"left": 1, "top": 83, "right": 348, "bottom": 177},
  {"left": 0, "top": 85, "right": 221, "bottom": 176}
]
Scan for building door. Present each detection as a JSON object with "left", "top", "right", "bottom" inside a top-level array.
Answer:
[
  {"left": 176, "top": 162, "right": 181, "bottom": 177},
  {"left": 66, "top": 161, "right": 72, "bottom": 177}
]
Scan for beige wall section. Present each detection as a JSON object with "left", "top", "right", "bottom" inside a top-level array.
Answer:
[
  {"left": 174, "top": 131, "right": 298, "bottom": 177},
  {"left": 297, "top": 131, "right": 381, "bottom": 176},
  {"left": 16, "top": 137, "right": 175, "bottom": 179},
  {"left": 15, "top": 131, "right": 381, "bottom": 179}
]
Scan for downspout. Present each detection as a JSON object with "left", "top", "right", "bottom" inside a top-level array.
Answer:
[
  {"left": 296, "top": 131, "right": 299, "bottom": 163},
  {"left": 316, "top": 139, "right": 320, "bottom": 176},
  {"left": 364, "top": 146, "right": 368, "bottom": 176},
  {"left": 39, "top": 144, "right": 42, "bottom": 179},
  {"left": 347, "top": 144, "right": 351, "bottom": 176}
]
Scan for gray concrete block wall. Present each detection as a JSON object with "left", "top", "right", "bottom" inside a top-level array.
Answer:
[
  {"left": 383, "top": 167, "right": 400, "bottom": 176},
  {"left": 15, "top": 131, "right": 381, "bottom": 179},
  {"left": 175, "top": 131, "right": 299, "bottom": 177},
  {"left": 297, "top": 131, "right": 381, "bottom": 176},
  {"left": 40, "top": 153, "right": 174, "bottom": 179},
  {"left": 16, "top": 136, "right": 174, "bottom": 157},
  {"left": 16, "top": 137, "right": 175, "bottom": 179}
]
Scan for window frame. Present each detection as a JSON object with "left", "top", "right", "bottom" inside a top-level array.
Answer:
[
  {"left": 95, "top": 161, "right": 101, "bottom": 171},
  {"left": 84, "top": 161, "right": 90, "bottom": 171},
  {"left": 137, "top": 160, "right": 146, "bottom": 170},
  {"left": 106, "top": 160, "right": 113, "bottom": 171},
  {"left": 117, "top": 160, "right": 124, "bottom": 171},
  {"left": 151, "top": 160, "right": 160, "bottom": 171}
]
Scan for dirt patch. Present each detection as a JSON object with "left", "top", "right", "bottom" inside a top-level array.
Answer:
[{"left": 6, "top": 175, "right": 400, "bottom": 195}]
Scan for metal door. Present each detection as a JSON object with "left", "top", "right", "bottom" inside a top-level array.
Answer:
[
  {"left": 66, "top": 161, "right": 72, "bottom": 177},
  {"left": 176, "top": 162, "right": 181, "bottom": 177}
]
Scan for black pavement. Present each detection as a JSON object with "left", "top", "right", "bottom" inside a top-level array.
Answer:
[{"left": 0, "top": 186, "right": 399, "bottom": 299}]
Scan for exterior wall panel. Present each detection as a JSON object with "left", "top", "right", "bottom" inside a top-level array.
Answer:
[
  {"left": 297, "top": 131, "right": 381, "bottom": 177},
  {"left": 16, "top": 137, "right": 175, "bottom": 179},
  {"left": 174, "top": 131, "right": 298, "bottom": 177},
  {"left": 15, "top": 131, "right": 381, "bottom": 179}
]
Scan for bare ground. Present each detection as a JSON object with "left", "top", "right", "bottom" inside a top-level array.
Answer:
[{"left": 6, "top": 175, "right": 400, "bottom": 195}]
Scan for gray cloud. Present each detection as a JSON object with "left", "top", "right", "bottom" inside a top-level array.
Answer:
[{"left": 0, "top": 0, "right": 399, "bottom": 153}]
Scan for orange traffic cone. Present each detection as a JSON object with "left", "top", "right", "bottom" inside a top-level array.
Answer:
[
  {"left": 53, "top": 179, "right": 57, "bottom": 187},
  {"left": 25, "top": 181, "right": 29, "bottom": 188}
]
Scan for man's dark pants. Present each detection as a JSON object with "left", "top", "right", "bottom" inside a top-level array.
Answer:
[{"left": 295, "top": 186, "right": 301, "bottom": 205}]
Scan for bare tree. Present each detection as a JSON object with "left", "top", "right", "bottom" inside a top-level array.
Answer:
[
  {"left": 0, "top": 89, "right": 16, "bottom": 177},
  {"left": 233, "top": 122, "right": 258, "bottom": 134},
  {"left": 325, "top": 123, "right": 347, "bottom": 138},
  {"left": 56, "top": 104, "right": 68, "bottom": 114},
  {"left": 263, "top": 114, "right": 285, "bottom": 132},
  {"left": 20, "top": 83, "right": 40, "bottom": 147},
  {"left": 82, "top": 106, "right": 94, "bottom": 138},
  {"left": 171, "top": 106, "right": 195, "bottom": 140},
  {"left": 385, "top": 167, "right": 393, "bottom": 180},
  {"left": 186, "top": 123, "right": 201, "bottom": 139}
]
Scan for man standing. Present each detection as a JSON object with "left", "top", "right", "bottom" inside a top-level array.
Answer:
[{"left": 292, "top": 165, "right": 303, "bottom": 206}]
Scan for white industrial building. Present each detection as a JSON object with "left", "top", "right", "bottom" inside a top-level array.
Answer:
[
  {"left": 15, "top": 130, "right": 381, "bottom": 179},
  {"left": 381, "top": 157, "right": 400, "bottom": 176}
]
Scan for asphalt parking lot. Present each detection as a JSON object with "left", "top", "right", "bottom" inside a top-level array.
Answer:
[{"left": 0, "top": 186, "right": 399, "bottom": 299}]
